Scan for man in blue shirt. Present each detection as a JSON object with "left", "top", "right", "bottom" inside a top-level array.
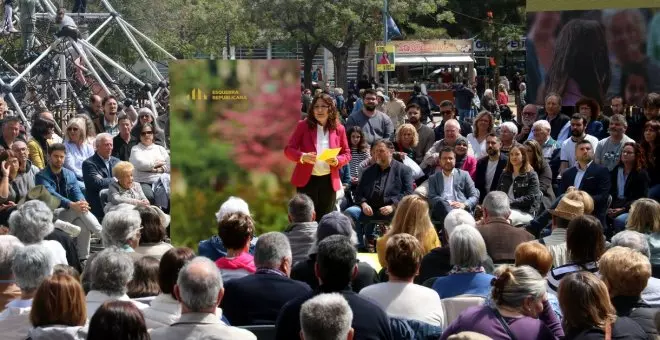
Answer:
[{"left": 36, "top": 143, "right": 102, "bottom": 261}]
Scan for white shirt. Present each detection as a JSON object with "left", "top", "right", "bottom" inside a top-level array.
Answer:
[
  {"left": 467, "top": 133, "right": 487, "bottom": 159},
  {"left": 574, "top": 161, "right": 592, "bottom": 189},
  {"left": 560, "top": 135, "right": 599, "bottom": 167},
  {"left": 442, "top": 171, "right": 455, "bottom": 201},
  {"left": 359, "top": 282, "right": 445, "bottom": 327},
  {"left": 485, "top": 159, "right": 499, "bottom": 191},
  {"left": 312, "top": 125, "right": 331, "bottom": 176}
]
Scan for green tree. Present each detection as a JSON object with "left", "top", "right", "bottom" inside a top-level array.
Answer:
[{"left": 253, "top": 0, "right": 453, "bottom": 91}]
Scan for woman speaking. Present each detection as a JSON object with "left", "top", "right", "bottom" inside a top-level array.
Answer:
[{"left": 285, "top": 93, "right": 351, "bottom": 221}]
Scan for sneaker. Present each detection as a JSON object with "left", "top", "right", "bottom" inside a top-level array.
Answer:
[
  {"left": 54, "top": 219, "right": 81, "bottom": 237},
  {"left": 7, "top": 28, "right": 18, "bottom": 33}
]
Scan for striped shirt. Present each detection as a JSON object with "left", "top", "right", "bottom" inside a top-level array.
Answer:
[
  {"left": 547, "top": 261, "right": 599, "bottom": 295},
  {"left": 350, "top": 148, "right": 370, "bottom": 178}
]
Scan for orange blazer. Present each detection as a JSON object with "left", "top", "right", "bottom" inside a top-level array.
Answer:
[{"left": 284, "top": 120, "right": 351, "bottom": 191}]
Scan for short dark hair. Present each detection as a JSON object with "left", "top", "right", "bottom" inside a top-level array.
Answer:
[
  {"left": 405, "top": 103, "right": 421, "bottom": 112},
  {"left": 570, "top": 113, "right": 588, "bottom": 126},
  {"left": 372, "top": 139, "right": 394, "bottom": 150},
  {"left": 386, "top": 234, "right": 423, "bottom": 279},
  {"left": 575, "top": 139, "right": 593, "bottom": 150},
  {"left": 440, "top": 146, "right": 455, "bottom": 156},
  {"left": 135, "top": 206, "right": 166, "bottom": 244},
  {"left": 643, "top": 92, "right": 660, "bottom": 109},
  {"left": 567, "top": 215, "right": 605, "bottom": 263},
  {"left": 87, "top": 301, "right": 149, "bottom": 340},
  {"left": 363, "top": 89, "right": 378, "bottom": 98},
  {"left": 316, "top": 235, "right": 357, "bottom": 290},
  {"left": 486, "top": 132, "right": 500, "bottom": 141},
  {"left": 102, "top": 95, "right": 118, "bottom": 106},
  {"left": 117, "top": 114, "right": 131, "bottom": 123},
  {"left": 2, "top": 116, "right": 21, "bottom": 125},
  {"left": 217, "top": 212, "right": 254, "bottom": 250},
  {"left": 288, "top": 193, "right": 315, "bottom": 223},
  {"left": 158, "top": 247, "right": 195, "bottom": 298},
  {"left": 48, "top": 143, "right": 66, "bottom": 155},
  {"left": 575, "top": 97, "right": 600, "bottom": 121},
  {"left": 440, "top": 100, "right": 454, "bottom": 108}
]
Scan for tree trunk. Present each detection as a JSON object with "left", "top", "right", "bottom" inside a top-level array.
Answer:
[
  {"left": 332, "top": 46, "right": 350, "bottom": 94},
  {"left": 301, "top": 42, "right": 319, "bottom": 89},
  {"left": 357, "top": 41, "right": 366, "bottom": 79}
]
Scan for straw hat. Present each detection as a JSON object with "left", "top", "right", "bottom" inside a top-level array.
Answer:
[{"left": 548, "top": 197, "right": 584, "bottom": 220}]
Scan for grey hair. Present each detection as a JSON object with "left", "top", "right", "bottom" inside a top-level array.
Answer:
[
  {"left": 609, "top": 114, "right": 628, "bottom": 128},
  {"left": 9, "top": 200, "right": 54, "bottom": 244},
  {"left": 492, "top": 265, "right": 546, "bottom": 309},
  {"left": 610, "top": 230, "right": 651, "bottom": 259},
  {"left": 288, "top": 193, "right": 315, "bottom": 223},
  {"left": 137, "top": 107, "right": 163, "bottom": 132},
  {"left": 484, "top": 89, "right": 494, "bottom": 98},
  {"left": 602, "top": 9, "right": 646, "bottom": 37},
  {"left": 101, "top": 209, "right": 142, "bottom": 247},
  {"left": 254, "top": 232, "right": 292, "bottom": 269},
  {"left": 444, "top": 119, "right": 460, "bottom": 131},
  {"left": 0, "top": 235, "right": 23, "bottom": 277},
  {"left": 444, "top": 209, "right": 476, "bottom": 237},
  {"left": 12, "top": 244, "right": 53, "bottom": 292},
  {"left": 89, "top": 247, "right": 134, "bottom": 296},
  {"left": 545, "top": 93, "right": 562, "bottom": 106},
  {"left": 334, "top": 88, "right": 344, "bottom": 95},
  {"left": 449, "top": 225, "right": 487, "bottom": 267},
  {"left": 499, "top": 121, "right": 519, "bottom": 136},
  {"left": 95, "top": 132, "right": 113, "bottom": 148},
  {"left": 177, "top": 257, "right": 223, "bottom": 312},
  {"left": 532, "top": 120, "right": 551, "bottom": 132},
  {"left": 300, "top": 293, "right": 354, "bottom": 340},
  {"left": 483, "top": 191, "right": 511, "bottom": 219},
  {"left": 215, "top": 196, "right": 250, "bottom": 222}
]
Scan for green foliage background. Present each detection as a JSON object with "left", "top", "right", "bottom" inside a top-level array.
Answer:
[{"left": 169, "top": 61, "right": 299, "bottom": 251}]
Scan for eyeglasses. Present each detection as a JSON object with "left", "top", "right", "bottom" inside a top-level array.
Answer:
[
  {"left": 67, "top": 127, "right": 79, "bottom": 131},
  {"left": 141, "top": 131, "right": 153, "bottom": 136},
  {"left": 140, "top": 115, "right": 150, "bottom": 120}
]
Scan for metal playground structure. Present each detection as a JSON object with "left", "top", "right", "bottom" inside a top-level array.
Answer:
[{"left": 0, "top": 0, "right": 176, "bottom": 130}]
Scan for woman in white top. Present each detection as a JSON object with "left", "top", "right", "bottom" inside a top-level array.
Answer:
[
  {"left": 142, "top": 247, "right": 195, "bottom": 329},
  {"left": 466, "top": 111, "right": 494, "bottom": 159},
  {"left": 129, "top": 123, "right": 169, "bottom": 204},
  {"left": 63, "top": 117, "right": 94, "bottom": 191}
]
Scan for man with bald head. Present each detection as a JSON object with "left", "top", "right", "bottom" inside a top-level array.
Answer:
[
  {"left": 86, "top": 95, "right": 103, "bottom": 120},
  {"left": 149, "top": 257, "right": 256, "bottom": 340},
  {"left": 82, "top": 133, "right": 120, "bottom": 221}
]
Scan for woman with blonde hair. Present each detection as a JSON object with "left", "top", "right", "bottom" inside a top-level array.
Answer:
[
  {"left": 105, "top": 161, "right": 149, "bottom": 213},
  {"left": 376, "top": 194, "right": 439, "bottom": 268},
  {"left": 394, "top": 123, "right": 419, "bottom": 161},
  {"left": 627, "top": 199, "right": 660, "bottom": 266},
  {"left": 467, "top": 111, "right": 494, "bottom": 159},
  {"left": 63, "top": 117, "right": 94, "bottom": 190},
  {"left": 559, "top": 271, "right": 647, "bottom": 339}
]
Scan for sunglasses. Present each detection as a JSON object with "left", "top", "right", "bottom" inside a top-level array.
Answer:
[
  {"left": 141, "top": 131, "right": 153, "bottom": 136},
  {"left": 140, "top": 115, "right": 151, "bottom": 119}
]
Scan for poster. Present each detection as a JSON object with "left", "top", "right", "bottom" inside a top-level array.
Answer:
[
  {"left": 169, "top": 60, "right": 301, "bottom": 248},
  {"left": 376, "top": 45, "right": 396, "bottom": 72},
  {"left": 526, "top": 6, "right": 660, "bottom": 108}
]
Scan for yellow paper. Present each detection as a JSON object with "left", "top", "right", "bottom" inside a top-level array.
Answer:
[{"left": 317, "top": 148, "right": 341, "bottom": 161}]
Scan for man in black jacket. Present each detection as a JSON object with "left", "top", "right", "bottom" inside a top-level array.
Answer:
[
  {"left": 221, "top": 232, "right": 311, "bottom": 326},
  {"left": 276, "top": 235, "right": 393, "bottom": 340},
  {"left": 82, "top": 133, "right": 120, "bottom": 221},
  {"left": 474, "top": 133, "right": 507, "bottom": 204},
  {"left": 344, "top": 139, "right": 413, "bottom": 250},
  {"left": 290, "top": 212, "right": 379, "bottom": 294},
  {"left": 558, "top": 140, "right": 611, "bottom": 230},
  {"left": 434, "top": 101, "right": 472, "bottom": 141}
]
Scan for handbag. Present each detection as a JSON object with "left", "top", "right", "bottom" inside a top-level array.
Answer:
[{"left": 402, "top": 155, "right": 424, "bottom": 180}]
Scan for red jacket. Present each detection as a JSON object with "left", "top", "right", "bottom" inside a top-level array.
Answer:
[{"left": 284, "top": 120, "right": 351, "bottom": 191}]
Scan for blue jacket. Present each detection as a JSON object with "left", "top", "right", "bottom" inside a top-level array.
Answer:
[
  {"left": 82, "top": 153, "right": 120, "bottom": 220},
  {"left": 198, "top": 235, "right": 257, "bottom": 262},
  {"left": 35, "top": 166, "right": 84, "bottom": 208}
]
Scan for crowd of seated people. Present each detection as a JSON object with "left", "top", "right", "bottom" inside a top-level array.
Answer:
[{"left": 1, "top": 85, "right": 660, "bottom": 339}]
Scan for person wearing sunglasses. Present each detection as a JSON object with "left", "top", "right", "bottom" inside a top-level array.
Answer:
[
  {"left": 63, "top": 117, "right": 94, "bottom": 191},
  {"left": 130, "top": 108, "right": 167, "bottom": 148},
  {"left": 129, "top": 123, "right": 169, "bottom": 205}
]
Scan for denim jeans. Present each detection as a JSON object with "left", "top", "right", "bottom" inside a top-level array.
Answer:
[
  {"left": 457, "top": 108, "right": 473, "bottom": 122},
  {"left": 613, "top": 213, "right": 629, "bottom": 233}
]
